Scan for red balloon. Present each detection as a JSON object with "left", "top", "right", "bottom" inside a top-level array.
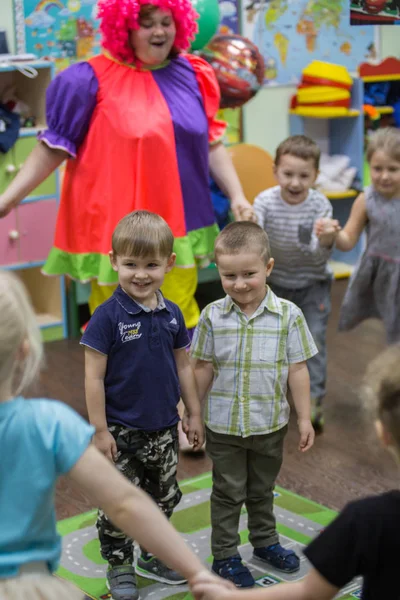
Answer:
[{"left": 198, "top": 34, "right": 265, "bottom": 109}]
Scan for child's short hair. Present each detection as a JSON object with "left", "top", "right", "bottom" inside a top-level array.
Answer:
[
  {"left": 112, "top": 210, "right": 174, "bottom": 258},
  {"left": 0, "top": 270, "right": 43, "bottom": 395},
  {"left": 275, "top": 135, "right": 321, "bottom": 170},
  {"left": 366, "top": 127, "right": 400, "bottom": 163},
  {"left": 215, "top": 221, "right": 271, "bottom": 264},
  {"left": 363, "top": 345, "right": 400, "bottom": 450}
]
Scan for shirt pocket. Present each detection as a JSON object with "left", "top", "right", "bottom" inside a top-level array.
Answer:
[{"left": 258, "top": 337, "right": 286, "bottom": 363}]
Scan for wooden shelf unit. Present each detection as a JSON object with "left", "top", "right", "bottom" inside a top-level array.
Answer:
[{"left": 0, "top": 61, "right": 67, "bottom": 340}]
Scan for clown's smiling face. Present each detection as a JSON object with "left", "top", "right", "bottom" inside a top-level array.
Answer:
[{"left": 129, "top": 6, "right": 176, "bottom": 65}]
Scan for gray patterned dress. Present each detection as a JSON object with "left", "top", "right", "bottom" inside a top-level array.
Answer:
[{"left": 338, "top": 185, "right": 400, "bottom": 343}]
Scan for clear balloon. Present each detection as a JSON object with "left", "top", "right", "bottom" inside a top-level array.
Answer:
[{"left": 198, "top": 34, "right": 265, "bottom": 109}]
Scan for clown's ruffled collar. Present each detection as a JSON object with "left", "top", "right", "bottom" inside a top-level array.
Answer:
[{"left": 103, "top": 49, "right": 171, "bottom": 70}]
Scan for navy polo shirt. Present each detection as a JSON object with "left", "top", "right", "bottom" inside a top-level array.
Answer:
[{"left": 80, "top": 286, "right": 190, "bottom": 431}]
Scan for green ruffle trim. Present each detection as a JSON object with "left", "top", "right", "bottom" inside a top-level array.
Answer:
[{"left": 42, "top": 223, "right": 220, "bottom": 284}]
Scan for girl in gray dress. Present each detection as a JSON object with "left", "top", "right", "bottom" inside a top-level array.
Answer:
[{"left": 315, "top": 127, "right": 400, "bottom": 343}]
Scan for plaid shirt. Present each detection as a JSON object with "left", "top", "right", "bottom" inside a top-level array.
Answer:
[{"left": 191, "top": 288, "right": 318, "bottom": 437}]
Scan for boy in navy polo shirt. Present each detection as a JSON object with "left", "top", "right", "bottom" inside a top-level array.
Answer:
[{"left": 81, "top": 211, "right": 204, "bottom": 600}]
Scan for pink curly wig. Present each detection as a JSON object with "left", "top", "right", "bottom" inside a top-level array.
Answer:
[{"left": 97, "top": 0, "right": 199, "bottom": 63}]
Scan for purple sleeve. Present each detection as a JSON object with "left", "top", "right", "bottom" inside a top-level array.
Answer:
[{"left": 38, "top": 62, "right": 98, "bottom": 158}]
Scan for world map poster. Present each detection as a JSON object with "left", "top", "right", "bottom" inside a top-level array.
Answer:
[{"left": 242, "top": 0, "right": 378, "bottom": 87}]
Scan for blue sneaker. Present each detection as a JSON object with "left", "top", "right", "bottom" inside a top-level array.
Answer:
[
  {"left": 212, "top": 555, "right": 255, "bottom": 588},
  {"left": 253, "top": 544, "right": 300, "bottom": 573}
]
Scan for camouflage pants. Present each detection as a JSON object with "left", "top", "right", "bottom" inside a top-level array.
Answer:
[{"left": 96, "top": 424, "right": 181, "bottom": 566}]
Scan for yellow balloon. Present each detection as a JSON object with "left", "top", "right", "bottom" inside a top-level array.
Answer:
[{"left": 68, "top": 0, "right": 81, "bottom": 12}]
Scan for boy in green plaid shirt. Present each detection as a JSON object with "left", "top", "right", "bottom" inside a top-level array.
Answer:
[{"left": 190, "top": 221, "right": 317, "bottom": 588}]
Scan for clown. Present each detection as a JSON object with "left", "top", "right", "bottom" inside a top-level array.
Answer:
[{"left": 0, "top": 0, "right": 253, "bottom": 330}]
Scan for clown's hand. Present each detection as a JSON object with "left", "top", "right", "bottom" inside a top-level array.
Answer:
[{"left": 230, "top": 195, "right": 257, "bottom": 222}]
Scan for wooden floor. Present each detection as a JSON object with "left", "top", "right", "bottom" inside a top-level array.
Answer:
[{"left": 36, "top": 280, "right": 398, "bottom": 520}]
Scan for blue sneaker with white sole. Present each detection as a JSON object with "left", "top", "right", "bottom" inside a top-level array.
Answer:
[{"left": 212, "top": 554, "right": 255, "bottom": 587}]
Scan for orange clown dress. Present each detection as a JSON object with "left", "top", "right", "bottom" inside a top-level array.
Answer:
[{"left": 40, "top": 52, "right": 226, "bottom": 328}]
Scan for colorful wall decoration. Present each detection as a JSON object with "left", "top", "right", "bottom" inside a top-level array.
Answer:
[
  {"left": 14, "top": 0, "right": 101, "bottom": 71},
  {"left": 242, "top": 0, "right": 379, "bottom": 87}
]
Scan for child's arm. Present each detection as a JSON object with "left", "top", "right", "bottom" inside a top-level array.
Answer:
[
  {"left": 84, "top": 347, "right": 117, "bottom": 461},
  {"left": 174, "top": 348, "right": 204, "bottom": 450},
  {"left": 192, "top": 358, "right": 214, "bottom": 408},
  {"left": 191, "top": 567, "right": 338, "bottom": 600},
  {"left": 68, "top": 445, "right": 225, "bottom": 587},
  {"left": 336, "top": 192, "right": 368, "bottom": 251},
  {"left": 288, "top": 361, "right": 314, "bottom": 452},
  {"left": 305, "top": 200, "right": 336, "bottom": 256},
  {"left": 316, "top": 193, "right": 367, "bottom": 252}
]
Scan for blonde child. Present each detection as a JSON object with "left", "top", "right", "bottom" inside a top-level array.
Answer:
[
  {"left": 0, "top": 270, "right": 223, "bottom": 600},
  {"left": 190, "top": 221, "right": 316, "bottom": 588},
  {"left": 316, "top": 127, "right": 400, "bottom": 343},
  {"left": 254, "top": 135, "right": 336, "bottom": 432},
  {"left": 191, "top": 344, "right": 400, "bottom": 599},
  {"left": 80, "top": 210, "right": 204, "bottom": 599}
]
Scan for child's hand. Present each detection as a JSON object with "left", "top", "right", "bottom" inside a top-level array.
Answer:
[
  {"left": 187, "top": 414, "right": 205, "bottom": 450},
  {"left": 181, "top": 410, "right": 190, "bottom": 435},
  {"left": 315, "top": 217, "right": 341, "bottom": 247},
  {"left": 297, "top": 419, "right": 315, "bottom": 452},
  {"left": 190, "top": 569, "right": 234, "bottom": 600},
  {"left": 93, "top": 430, "right": 117, "bottom": 462}
]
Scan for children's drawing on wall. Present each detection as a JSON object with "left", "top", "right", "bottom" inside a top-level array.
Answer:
[
  {"left": 14, "top": 0, "right": 101, "bottom": 72},
  {"left": 217, "top": 0, "right": 239, "bottom": 34},
  {"left": 242, "top": 0, "right": 378, "bottom": 87},
  {"left": 350, "top": 1, "right": 400, "bottom": 24}
]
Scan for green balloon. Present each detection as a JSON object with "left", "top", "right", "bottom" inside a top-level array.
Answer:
[{"left": 190, "top": 0, "right": 220, "bottom": 51}]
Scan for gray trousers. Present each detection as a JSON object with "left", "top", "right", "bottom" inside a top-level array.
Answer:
[
  {"left": 206, "top": 426, "right": 287, "bottom": 560},
  {"left": 270, "top": 279, "right": 332, "bottom": 401}
]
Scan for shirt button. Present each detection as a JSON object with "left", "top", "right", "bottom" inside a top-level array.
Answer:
[
  {"left": 241, "top": 397, "right": 245, "bottom": 402},
  {"left": 246, "top": 347, "right": 251, "bottom": 353},
  {"left": 244, "top": 372, "right": 248, "bottom": 378}
]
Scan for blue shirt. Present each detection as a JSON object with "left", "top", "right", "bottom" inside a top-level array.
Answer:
[
  {"left": 80, "top": 286, "right": 190, "bottom": 431},
  {"left": 0, "top": 397, "right": 94, "bottom": 578}
]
